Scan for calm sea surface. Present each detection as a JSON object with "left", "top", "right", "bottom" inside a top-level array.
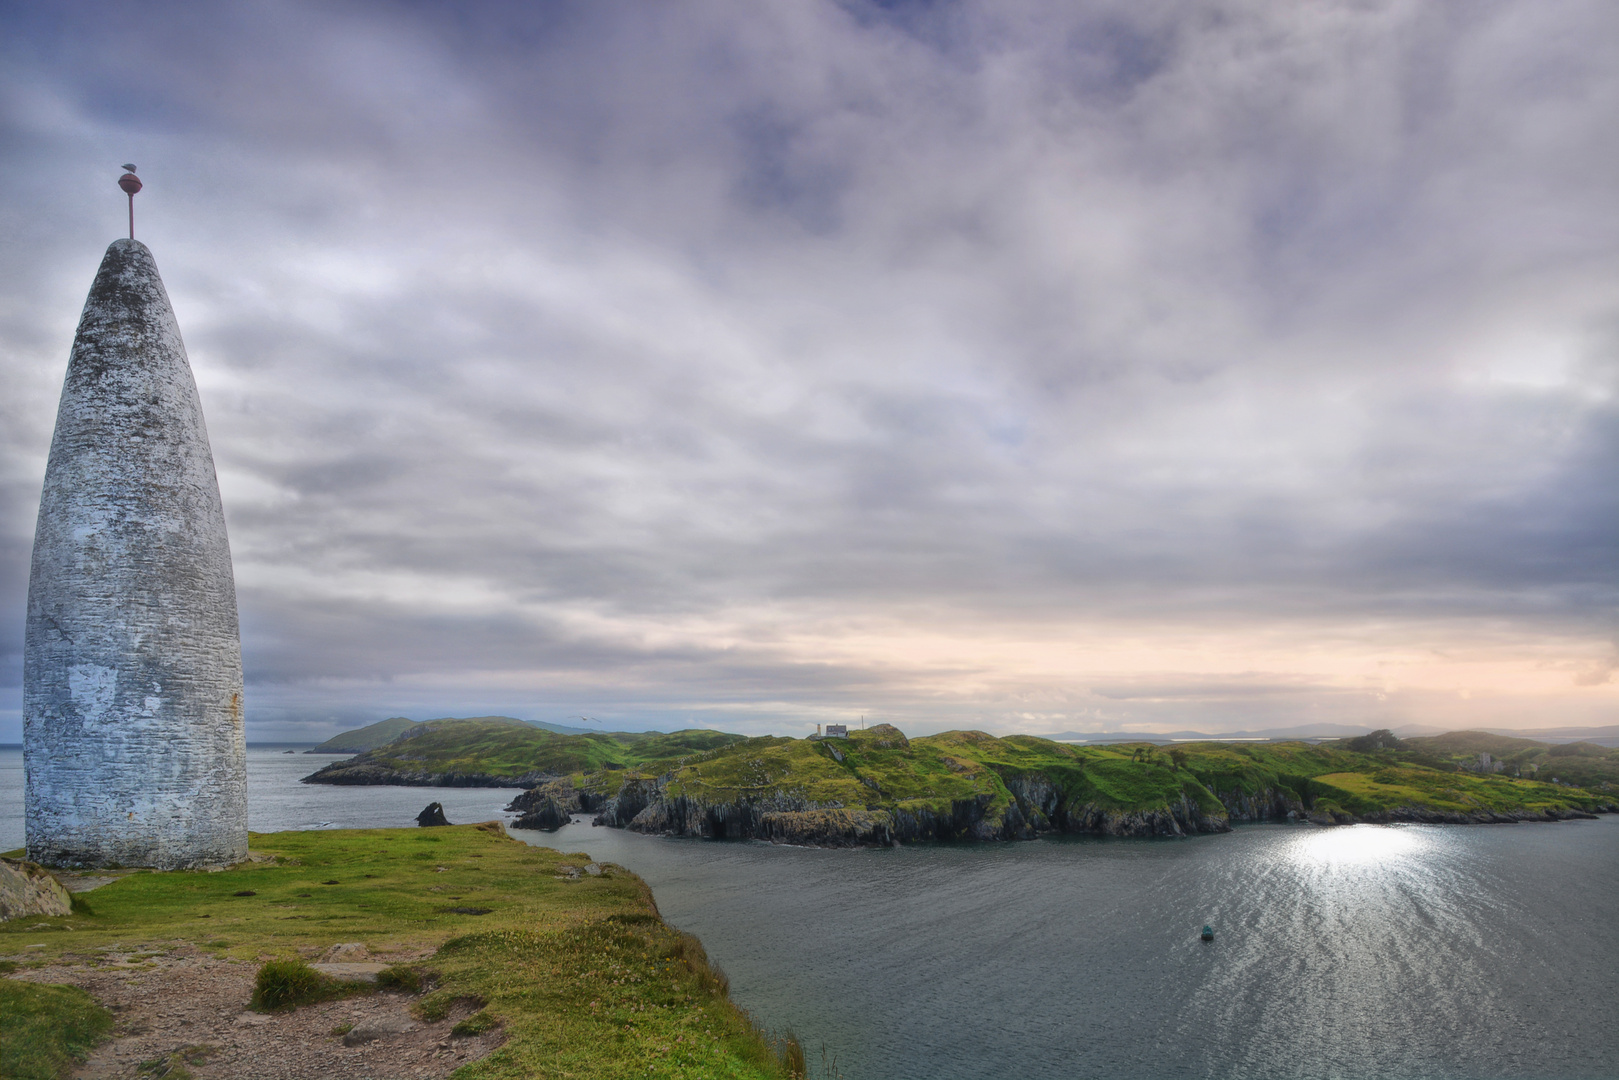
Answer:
[{"left": 3, "top": 745, "right": 1617, "bottom": 1080}]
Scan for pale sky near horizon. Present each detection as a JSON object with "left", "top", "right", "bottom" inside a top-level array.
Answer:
[{"left": 1, "top": 1, "right": 1615, "bottom": 743}]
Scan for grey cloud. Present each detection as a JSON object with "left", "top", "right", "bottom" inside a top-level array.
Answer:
[{"left": 2, "top": 1, "right": 1616, "bottom": 739}]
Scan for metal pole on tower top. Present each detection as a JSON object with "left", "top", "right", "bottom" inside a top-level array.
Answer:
[{"left": 118, "top": 165, "right": 142, "bottom": 240}]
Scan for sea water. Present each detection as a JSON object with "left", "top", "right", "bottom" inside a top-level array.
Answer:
[
  {"left": 542, "top": 813, "right": 1619, "bottom": 1080},
  {"left": 0, "top": 745, "right": 518, "bottom": 851},
  {"left": 2, "top": 745, "right": 1615, "bottom": 1080}
]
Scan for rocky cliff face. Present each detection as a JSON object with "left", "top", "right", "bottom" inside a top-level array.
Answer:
[
  {"left": 1056, "top": 793, "right": 1230, "bottom": 837},
  {"left": 1212, "top": 786, "right": 1307, "bottom": 823},
  {"left": 575, "top": 768, "right": 1232, "bottom": 846},
  {"left": 506, "top": 779, "right": 586, "bottom": 831},
  {"left": 497, "top": 741, "right": 1618, "bottom": 848},
  {"left": 622, "top": 789, "right": 822, "bottom": 839}
]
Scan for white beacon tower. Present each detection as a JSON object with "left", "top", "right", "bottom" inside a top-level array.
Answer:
[{"left": 24, "top": 167, "right": 247, "bottom": 869}]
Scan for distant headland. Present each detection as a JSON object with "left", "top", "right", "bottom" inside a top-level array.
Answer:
[{"left": 303, "top": 718, "right": 1619, "bottom": 845}]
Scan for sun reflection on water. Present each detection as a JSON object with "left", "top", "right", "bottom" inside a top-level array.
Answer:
[{"left": 1290, "top": 823, "right": 1431, "bottom": 865}]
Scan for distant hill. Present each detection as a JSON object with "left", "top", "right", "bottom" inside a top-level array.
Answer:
[
  {"left": 306, "top": 716, "right": 421, "bottom": 753},
  {"left": 1484, "top": 725, "right": 1619, "bottom": 747},
  {"left": 306, "top": 715, "right": 599, "bottom": 753},
  {"left": 1038, "top": 723, "right": 1619, "bottom": 746},
  {"left": 1040, "top": 723, "right": 1446, "bottom": 744},
  {"left": 1397, "top": 730, "right": 1619, "bottom": 789},
  {"left": 302, "top": 718, "right": 749, "bottom": 786}
]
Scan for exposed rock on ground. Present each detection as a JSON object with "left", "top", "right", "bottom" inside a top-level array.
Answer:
[
  {"left": 9, "top": 946, "right": 502, "bottom": 1079},
  {"left": 0, "top": 858, "right": 73, "bottom": 921},
  {"left": 415, "top": 803, "right": 450, "bottom": 827}
]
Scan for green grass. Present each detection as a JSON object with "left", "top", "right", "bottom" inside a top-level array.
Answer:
[
  {"left": 0, "top": 978, "right": 114, "bottom": 1080},
  {"left": 0, "top": 824, "right": 797, "bottom": 1079},
  {"left": 1310, "top": 768, "right": 1599, "bottom": 816}
]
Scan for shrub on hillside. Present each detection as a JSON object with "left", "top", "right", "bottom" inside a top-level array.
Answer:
[
  {"left": 252, "top": 959, "right": 348, "bottom": 1011},
  {"left": 1344, "top": 730, "right": 1404, "bottom": 754}
]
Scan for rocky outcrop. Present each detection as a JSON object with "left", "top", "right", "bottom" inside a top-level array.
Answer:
[
  {"left": 0, "top": 858, "right": 73, "bottom": 921},
  {"left": 593, "top": 777, "right": 661, "bottom": 828},
  {"left": 416, "top": 802, "right": 450, "bottom": 827},
  {"left": 506, "top": 779, "right": 582, "bottom": 832}
]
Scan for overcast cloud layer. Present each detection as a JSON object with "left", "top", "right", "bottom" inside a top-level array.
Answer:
[{"left": 2, "top": 0, "right": 1615, "bottom": 742}]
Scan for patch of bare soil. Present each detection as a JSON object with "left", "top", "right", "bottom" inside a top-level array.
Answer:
[{"left": 15, "top": 946, "right": 503, "bottom": 1079}]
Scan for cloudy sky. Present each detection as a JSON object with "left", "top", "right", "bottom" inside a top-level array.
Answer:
[{"left": 2, "top": 0, "right": 1615, "bottom": 743}]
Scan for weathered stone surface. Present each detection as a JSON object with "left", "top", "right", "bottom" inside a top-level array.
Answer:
[
  {"left": 313, "top": 962, "right": 390, "bottom": 984},
  {"left": 344, "top": 1015, "right": 418, "bottom": 1045},
  {"left": 0, "top": 858, "right": 73, "bottom": 920},
  {"left": 416, "top": 802, "right": 450, "bottom": 827},
  {"left": 24, "top": 239, "right": 247, "bottom": 870},
  {"left": 320, "top": 942, "right": 370, "bottom": 963}
]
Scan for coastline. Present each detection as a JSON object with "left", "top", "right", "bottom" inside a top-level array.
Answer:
[
  {"left": 523, "top": 779, "right": 1613, "bottom": 847},
  {"left": 0, "top": 823, "right": 801, "bottom": 1079}
]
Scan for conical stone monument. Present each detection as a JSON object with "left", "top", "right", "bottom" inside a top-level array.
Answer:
[{"left": 24, "top": 221, "right": 248, "bottom": 869}]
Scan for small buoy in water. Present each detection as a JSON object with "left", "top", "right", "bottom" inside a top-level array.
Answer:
[{"left": 1201, "top": 925, "right": 1214, "bottom": 942}]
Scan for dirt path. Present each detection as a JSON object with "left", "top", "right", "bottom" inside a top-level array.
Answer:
[{"left": 15, "top": 946, "right": 503, "bottom": 1079}]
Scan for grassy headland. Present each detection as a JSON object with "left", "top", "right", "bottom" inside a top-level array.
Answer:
[
  {"left": 306, "top": 715, "right": 608, "bottom": 755},
  {"left": 0, "top": 824, "right": 799, "bottom": 1079},
  {"left": 299, "top": 718, "right": 1616, "bottom": 845},
  {"left": 303, "top": 718, "right": 748, "bottom": 787},
  {"left": 582, "top": 726, "right": 1613, "bottom": 841}
]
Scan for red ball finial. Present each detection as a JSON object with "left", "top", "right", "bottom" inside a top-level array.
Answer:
[{"left": 118, "top": 165, "right": 141, "bottom": 239}]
